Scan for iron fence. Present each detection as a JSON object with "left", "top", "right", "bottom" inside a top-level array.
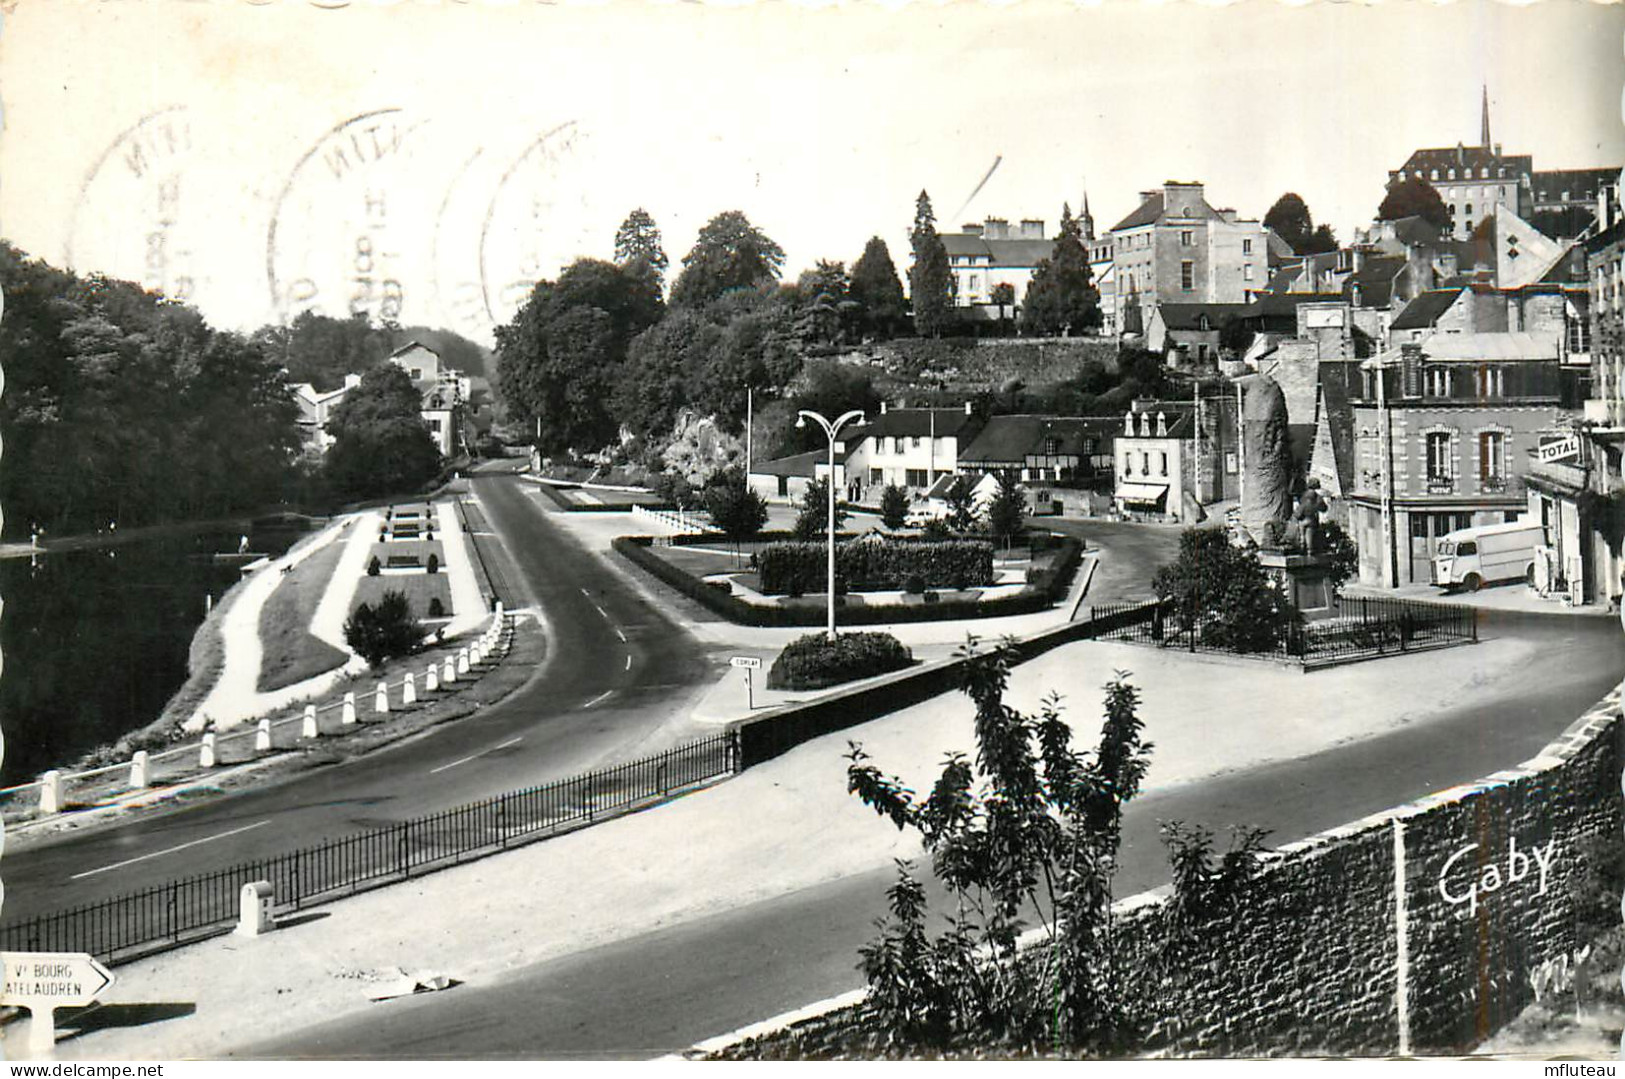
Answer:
[
  {"left": 1092, "top": 594, "right": 1476, "bottom": 668},
  {"left": 1, "top": 731, "right": 738, "bottom": 964}
]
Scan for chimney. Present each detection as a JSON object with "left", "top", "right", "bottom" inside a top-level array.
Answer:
[
  {"left": 1019, "top": 219, "right": 1045, "bottom": 239},
  {"left": 1216, "top": 208, "right": 1239, "bottom": 224},
  {"left": 962, "top": 223, "right": 983, "bottom": 237},
  {"left": 880, "top": 401, "right": 887, "bottom": 414},
  {"left": 984, "top": 217, "right": 1009, "bottom": 240},
  {"left": 1163, "top": 181, "right": 1205, "bottom": 219},
  {"left": 964, "top": 401, "right": 973, "bottom": 416}
]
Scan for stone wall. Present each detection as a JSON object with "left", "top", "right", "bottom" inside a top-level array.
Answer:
[{"left": 707, "top": 686, "right": 1623, "bottom": 1058}]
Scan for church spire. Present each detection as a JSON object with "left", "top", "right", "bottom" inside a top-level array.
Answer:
[
  {"left": 1481, "top": 84, "right": 1492, "bottom": 149},
  {"left": 1080, "top": 185, "right": 1095, "bottom": 241}
]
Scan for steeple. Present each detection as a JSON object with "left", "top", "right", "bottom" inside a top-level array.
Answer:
[
  {"left": 1080, "top": 187, "right": 1095, "bottom": 241},
  {"left": 1480, "top": 85, "right": 1492, "bottom": 149}
]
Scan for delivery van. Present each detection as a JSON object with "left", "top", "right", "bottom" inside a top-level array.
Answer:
[{"left": 1432, "top": 521, "right": 1547, "bottom": 591}]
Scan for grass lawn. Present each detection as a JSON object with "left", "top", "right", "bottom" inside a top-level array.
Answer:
[
  {"left": 354, "top": 573, "right": 454, "bottom": 621},
  {"left": 256, "top": 541, "right": 353, "bottom": 693},
  {"left": 369, "top": 540, "right": 445, "bottom": 568}
]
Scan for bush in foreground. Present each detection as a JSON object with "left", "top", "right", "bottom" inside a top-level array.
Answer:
[
  {"left": 344, "top": 590, "right": 423, "bottom": 668},
  {"left": 767, "top": 631, "right": 913, "bottom": 690}
]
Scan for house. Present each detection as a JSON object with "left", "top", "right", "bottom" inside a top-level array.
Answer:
[
  {"left": 1144, "top": 302, "right": 1249, "bottom": 364},
  {"left": 1109, "top": 181, "right": 1269, "bottom": 335},
  {"left": 956, "top": 414, "right": 1119, "bottom": 484},
  {"left": 388, "top": 341, "right": 467, "bottom": 458},
  {"left": 1112, "top": 403, "right": 1200, "bottom": 521},
  {"left": 1345, "top": 332, "right": 1572, "bottom": 587},
  {"left": 746, "top": 449, "right": 827, "bottom": 505},
  {"left": 921, "top": 470, "right": 1000, "bottom": 520},
  {"left": 942, "top": 218, "right": 1055, "bottom": 322},
  {"left": 288, "top": 375, "right": 361, "bottom": 454},
  {"left": 840, "top": 403, "right": 983, "bottom": 502}
]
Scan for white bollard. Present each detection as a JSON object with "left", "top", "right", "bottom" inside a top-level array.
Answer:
[
  {"left": 470, "top": 645, "right": 483, "bottom": 667},
  {"left": 457, "top": 649, "right": 470, "bottom": 675},
  {"left": 40, "top": 770, "right": 61, "bottom": 815},
  {"left": 342, "top": 692, "right": 357, "bottom": 725},
  {"left": 444, "top": 657, "right": 458, "bottom": 684},
  {"left": 130, "top": 751, "right": 149, "bottom": 789},
  {"left": 374, "top": 681, "right": 389, "bottom": 714},
  {"left": 255, "top": 719, "right": 272, "bottom": 753},
  {"left": 302, "top": 705, "right": 319, "bottom": 739},
  {"left": 200, "top": 733, "right": 217, "bottom": 769},
  {"left": 425, "top": 664, "right": 439, "bottom": 693},
  {"left": 236, "top": 881, "right": 275, "bottom": 938},
  {"left": 403, "top": 672, "right": 418, "bottom": 705}
]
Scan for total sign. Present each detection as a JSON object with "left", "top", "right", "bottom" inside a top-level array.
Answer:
[{"left": 1436, "top": 837, "right": 1558, "bottom": 917}]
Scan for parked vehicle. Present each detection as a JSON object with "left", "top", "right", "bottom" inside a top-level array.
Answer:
[{"left": 1432, "top": 521, "right": 1547, "bottom": 591}]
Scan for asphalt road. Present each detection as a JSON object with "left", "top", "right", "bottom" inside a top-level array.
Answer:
[
  {"left": 248, "top": 606, "right": 1624, "bottom": 1059},
  {"left": 1, "top": 475, "right": 719, "bottom": 924}
]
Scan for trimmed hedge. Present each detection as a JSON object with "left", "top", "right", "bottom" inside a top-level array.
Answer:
[
  {"left": 756, "top": 539, "right": 994, "bottom": 595},
  {"left": 766, "top": 631, "right": 914, "bottom": 690},
  {"left": 612, "top": 532, "right": 1085, "bottom": 627}
]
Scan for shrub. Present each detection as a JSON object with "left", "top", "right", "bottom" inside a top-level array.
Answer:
[
  {"left": 757, "top": 539, "right": 994, "bottom": 595},
  {"left": 706, "top": 579, "right": 732, "bottom": 595},
  {"left": 427, "top": 552, "right": 440, "bottom": 575},
  {"left": 767, "top": 631, "right": 914, "bottom": 690},
  {"left": 880, "top": 484, "right": 910, "bottom": 531},
  {"left": 903, "top": 574, "right": 925, "bottom": 595},
  {"left": 345, "top": 590, "right": 423, "bottom": 667},
  {"left": 1152, "top": 528, "right": 1301, "bottom": 653},
  {"left": 367, "top": 555, "right": 381, "bottom": 576},
  {"left": 920, "top": 518, "right": 953, "bottom": 542}
]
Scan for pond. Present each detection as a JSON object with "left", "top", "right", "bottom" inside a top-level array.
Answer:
[{"left": 0, "top": 525, "right": 305, "bottom": 786}]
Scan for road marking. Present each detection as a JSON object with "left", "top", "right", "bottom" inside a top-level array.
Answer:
[
  {"left": 579, "top": 587, "right": 591, "bottom": 597},
  {"left": 625, "top": 654, "right": 632, "bottom": 671},
  {"left": 584, "top": 689, "right": 614, "bottom": 708},
  {"left": 428, "top": 736, "right": 524, "bottom": 775},
  {"left": 614, "top": 627, "right": 627, "bottom": 643},
  {"left": 594, "top": 605, "right": 608, "bottom": 618},
  {"left": 70, "top": 820, "right": 272, "bottom": 880}
]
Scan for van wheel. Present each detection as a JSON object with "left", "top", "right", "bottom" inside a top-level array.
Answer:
[
  {"left": 1464, "top": 573, "right": 1483, "bottom": 592},
  {"left": 1526, "top": 564, "right": 1536, "bottom": 587}
]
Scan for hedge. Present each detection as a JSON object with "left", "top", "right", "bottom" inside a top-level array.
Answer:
[
  {"left": 612, "top": 532, "right": 1084, "bottom": 627},
  {"left": 756, "top": 539, "right": 994, "bottom": 595},
  {"left": 766, "top": 631, "right": 914, "bottom": 690}
]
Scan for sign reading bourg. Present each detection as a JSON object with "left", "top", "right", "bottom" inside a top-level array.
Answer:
[{"left": 2, "top": 951, "right": 115, "bottom": 1052}]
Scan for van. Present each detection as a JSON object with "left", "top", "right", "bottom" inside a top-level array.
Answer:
[{"left": 1432, "top": 521, "right": 1547, "bottom": 591}]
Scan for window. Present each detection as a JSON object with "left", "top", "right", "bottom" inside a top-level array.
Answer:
[
  {"left": 1426, "top": 432, "right": 1452, "bottom": 483},
  {"left": 1475, "top": 366, "right": 1505, "bottom": 397},
  {"left": 1425, "top": 368, "right": 1453, "bottom": 396},
  {"left": 1480, "top": 168, "right": 1489, "bottom": 179},
  {"left": 1569, "top": 312, "right": 1591, "bottom": 353},
  {"left": 869, "top": 468, "right": 883, "bottom": 485},
  {"left": 906, "top": 468, "right": 928, "bottom": 487},
  {"left": 1242, "top": 238, "right": 1253, "bottom": 255},
  {"left": 1140, "top": 452, "right": 1150, "bottom": 476},
  {"left": 1043, "top": 437, "right": 1060, "bottom": 456},
  {"left": 892, "top": 437, "right": 904, "bottom": 454},
  {"left": 1431, "top": 169, "right": 1439, "bottom": 181},
  {"left": 1448, "top": 168, "right": 1456, "bottom": 180},
  {"left": 1465, "top": 204, "right": 1473, "bottom": 216},
  {"left": 1158, "top": 451, "right": 1168, "bottom": 476},
  {"left": 1180, "top": 261, "right": 1195, "bottom": 291},
  {"left": 1180, "top": 230, "right": 1194, "bottom": 247},
  {"left": 1244, "top": 264, "right": 1255, "bottom": 281},
  {"left": 1479, "top": 431, "right": 1505, "bottom": 484},
  {"left": 911, "top": 436, "right": 922, "bottom": 449}
]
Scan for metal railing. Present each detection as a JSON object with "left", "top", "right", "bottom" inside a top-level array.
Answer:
[
  {"left": 1092, "top": 594, "right": 1476, "bottom": 668},
  {"left": 0, "top": 730, "right": 739, "bottom": 964}
]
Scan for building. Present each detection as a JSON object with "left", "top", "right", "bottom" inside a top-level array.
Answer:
[
  {"left": 840, "top": 403, "right": 983, "bottom": 501},
  {"left": 942, "top": 218, "right": 1055, "bottom": 321},
  {"left": 1109, "top": 181, "right": 1268, "bottom": 336},
  {"left": 956, "top": 414, "right": 1118, "bottom": 484},
  {"left": 1112, "top": 402, "right": 1198, "bottom": 521},
  {"left": 388, "top": 341, "right": 467, "bottom": 458},
  {"left": 1346, "top": 332, "right": 1571, "bottom": 587},
  {"left": 746, "top": 449, "right": 825, "bottom": 505},
  {"left": 288, "top": 374, "right": 361, "bottom": 454},
  {"left": 1145, "top": 302, "right": 1249, "bottom": 364},
  {"left": 1530, "top": 167, "right": 1622, "bottom": 241}
]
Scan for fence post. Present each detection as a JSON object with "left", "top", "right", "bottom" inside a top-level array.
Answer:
[
  {"left": 497, "top": 794, "right": 508, "bottom": 849},
  {"left": 40, "top": 770, "right": 61, "bottom": 815},
  {"left": 425, "top": 663, "right": 439, "bottom": 693},
  {"left": 443, "top": 656, "right": 457, "bottom": 685},
  {"left": 302, "top": 705, "right": 319, "bottom": 739},
  {"left": 129, "top": 751, "right": 149, "bottom": 789},
  {"left": 375, "top": 681, "right": 390, "bottom": 714},
  {"left": 457, "top": 649, "right": 470, "bottom": 675},
  {"left": 255, "top": 719, "right": 272, "bottom": 753},
  {"left": 199, "top": 733, "right": 217, "bottom": 769},
  {"left": 398, "top": 825, "right": 411, "bottom": 880},
  {"left": 404, "top": 672, "right": 418, "bottom": 704},
  {"left": 342, "top": 692, "right": 357, "bottom": 726}
]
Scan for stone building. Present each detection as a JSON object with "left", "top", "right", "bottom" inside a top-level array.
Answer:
[{"left": 942, "top": 217, "right": 1055, "bottom": 323}]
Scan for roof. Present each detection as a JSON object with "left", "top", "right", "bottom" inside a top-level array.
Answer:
[
  {"left": 1109, "top": 191, "right": 1226, "bottom": 233},
  {"left": 1532, "top": 167, "right": 1620, "bottom": 203},
  {"left": 958, "top": 415, "right": 1119, "bottom": 466},
  {"left": 1242, "top": 292, "right": 1347, "bottom": 321},
  {"left": 859, "top": 408, "right": 982, "bottom": 441},
  {"left": 1341, "top": 256, "right": 1407, "bottom": 308},
  {"left": 1391, "top": 288, "right": 1465, "bottom": 330},
  {"left": 748, "top": 450, "right": 823, "bottom": 480},
  {"left": 941, "top": 234, "right": 1057, "bottom": 268},
  {"left": 390, "top": 340, "right": 439, "bottom": 360},
  {"left": 1388, "top": 216, "right": 1443, "bottom": 248},
  {"left": 1392, "top": 146, "right": 1533, "bottom": 178},
  {"left": 1120, "top": 407, "right": 1196, "bottom": 439},
  {"left": 1151, "top": 303, "right": 1250, "bottom": 331},
  {"left": 1416, "top": 331, "right": 1561, "bottom": 362}
]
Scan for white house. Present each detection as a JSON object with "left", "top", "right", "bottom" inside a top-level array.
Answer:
[
  {"left": 841, "top": 403, "right": 984, "bottom": 501},
  {"left": 1113, "top": 403, "right": 1197, "bottom": 521},
  {"left": 289, "top": 374, "right": 361, "bottom": 454}
]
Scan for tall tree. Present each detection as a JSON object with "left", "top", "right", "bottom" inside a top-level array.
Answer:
[
  {"left": 908, "top": 191, "right": 955, "bottom": 338},
  {"left": 794, "top": 260, "right": 853, "bottom": 346},
  {"left": 614, "top": 207, "right": 669, "bottom": 294},
  {"left": 1377, "top": 177, "right": 1452, "bottom": 232},
  {"left": 1020, "top": 204, "right": 1101, "bottom": 337},
  {"left": 323, "top": 363, "right": 442, "bottom": 498},
  {"left": 670, "top": 210, "right": 786, "bottom": 308},
  {"left": 849, "top": 236, "right": 908, "bottom": 339},
  {"left": 1263, "top": 192, "right": 1315, "bottom": 253}
]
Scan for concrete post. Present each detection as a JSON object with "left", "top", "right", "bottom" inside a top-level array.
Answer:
[
  {"left": 302, "top": 705, "right": 319, "bottom": 739},
  {"left": 199, "top": 733, "right": 217, "bottom": 769},
  {"left": 255, "top": 719, "right": 272, "bottom": 753},
  {"left": 425, "top": 664, "right": 439, "bottom": 693},
  {"left": 457, "top": 649, "right": 470, "bottom": 675},
  {"left": 40, "top": 770, "right": 61, "bottom": 815},
  {"left": 342, "top": 692, "right": 357, "bottom": 725},
  {"left": 443, "top": 656, "right": 457, "bottom": 684},
  {"left": 129, "top": 751, "right": 149, "bottom": 789},
  {"left": 374, "top": 681, "right": 389, "bottom": 714},
  {"left": 470, "top": 645, "right": 483, "bottom": 667},
  {"left": 236, "top": 880, "right": 275, "bottom": 937},
  {"left": 403, "top": 672, "right": 417, "bottom": 705}
]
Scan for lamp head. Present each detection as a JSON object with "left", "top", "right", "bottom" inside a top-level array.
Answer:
[{"left": 795, "top": 416, "right": 806, "bottom": 429}]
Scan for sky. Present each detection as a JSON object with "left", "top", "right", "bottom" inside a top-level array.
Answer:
[{"left": 1, "top": 0, "right": 1621, "bottom": 346}]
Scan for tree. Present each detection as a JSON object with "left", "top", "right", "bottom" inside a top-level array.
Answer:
[
  {"left": 944, "top": 474, "right": 978, "bottom": 532},
  {"left": 1377, "top": 177, "right": 1452, "bottom": 232},
  {"left": 781, "top": 360, "right": 881, "bottom": 456},
  {"left": 792, "top": 476, "right": 847, "bottom": 541},
  {"left": 990, "top": 282, "right": 1016, "bottom": 335},
  {"left": 343, "top": 590, "right": 423, "bottom": 668},
  {"left": 845, "top": 644, "right": 1153, "bottom": 1053},
  {"left": 670, "top": 211, "right": 786, "bottom": 308},
  {"left": 985, "top": 470, "right": 1027, "bottom": 549},
  {"left": 850, "top": 236, "right": 908, "bottom": 339},
  {"left": 1020, "top": 204, "right": 1100, "bottom": 337},
  {"left": 614, "top": 207, "right": 669, "bottom": 295},
  {"left": 1263, "top": 192, "right": 1314, "bottom": 254},
  {"left": 908, "top": 191, "right": 955, "bottom": 338},
  {"left": 323, "top": 363, "right": 442, "bottom": 499},
  {"left": 703, "top": 469, "right": 768, "bottom": 553},
  {"left": 794, "top": 260, "right": 854, "bottom": 346},
  {"left": 880, "top": 483, "right": 909, "bottom": 530},
  {"left": 1151, "top": 528, "right": 1302, "bottom": 653},
  {"left": 1302, "top": 223, "right": 1339, "bottom": 255}
]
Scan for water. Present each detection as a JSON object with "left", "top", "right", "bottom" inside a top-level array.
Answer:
[{"left": 0, "top": 526, "right": 304, "bottom": 786}]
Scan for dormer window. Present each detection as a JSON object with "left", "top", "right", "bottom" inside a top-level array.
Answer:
[
  {"left": 1140, "top": 413, "right": 1151, "bottom": 437},
  {"left": 1448, "top": 168, "right": 1457, "bottom": 180},
  {"left": 1431, "top": 169, "right": 1440, "bottom": 181},
  {"left": 1124, "top": 410, "right": 1136, "bottom": 435}
]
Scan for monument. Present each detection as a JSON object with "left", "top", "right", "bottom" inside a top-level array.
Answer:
[{"left": 1240, "top": 374, "right": 1293, "bottom": 546}]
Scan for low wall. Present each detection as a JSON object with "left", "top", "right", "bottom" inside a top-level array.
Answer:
[{"left": 712, "top": 685, "right": 1624, "bottom": 1056}]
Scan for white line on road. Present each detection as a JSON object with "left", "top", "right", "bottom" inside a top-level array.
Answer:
[
  {"left": 428, "top": 736, "right": 525, "bottom": 775},
  {"left": 625, "top": 654, "right": 632, "bottom": 671},
  {"left": 584, "top": 689, "right": 614, "bottom": 708},
  {"left": 614, "top": 628, "right": 627, "bottom": 643},
  {"left": 70, "top": 820, "right": 272, "bottom": 880},
  {"left": 579, "top": 587, "right": 591, "bottom": 597},
  {"left": 594, "top": 605, "right": 608, "bottom": 618}
]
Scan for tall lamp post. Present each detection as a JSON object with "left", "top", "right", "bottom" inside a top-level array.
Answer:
[{"left": 796, "top": 408, "right": 866, "bottom": 640}]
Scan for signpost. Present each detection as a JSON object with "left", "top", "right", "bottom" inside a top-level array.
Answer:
[
  {"left": 1, "top": 951, "right": 115, "bottom": 1052},
  {"left": 730, "top": 656, "right": 762, "bottom": 711},
  {"left": 1537, "top": 435, "right": 1581, "bottom": 465}
]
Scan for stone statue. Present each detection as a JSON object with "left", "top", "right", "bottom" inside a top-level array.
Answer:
[
  {"left": 1241, "top": 375, "right": 1294, "bottom": 545},
  {"left": 1294, "top": 478, "right": 1327, "bottom": 554}
]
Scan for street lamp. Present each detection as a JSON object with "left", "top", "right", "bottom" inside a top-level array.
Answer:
[{"left": 796, "top": 408, "right": 866, "bottom": 640}]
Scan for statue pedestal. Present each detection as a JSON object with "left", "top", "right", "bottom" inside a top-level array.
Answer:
[{"left": 1257, "top": 550, "right": 1337, "bottom": 621}]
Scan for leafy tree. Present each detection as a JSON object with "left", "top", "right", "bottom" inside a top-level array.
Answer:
[
  {"left": 614, "top": 207, "right": 669, "bottom": 295},
  {"left": 703, "top": 469, "right": 768, "bottom": 549},
  {"left": 985, "top": 470, "right": 1027, "bottom": 549},
  {"left": 251, "top": 310, "right": 394, "bottom": 393},
  {"left": 1302, "top": 223, "right": 1339, "bottom": 255},
  {"left": 880, "top": 483, "right": 910, "bottom": 530},
  {"left": 344, "top": 590, "right": 423, "bottom": 668},
  {"left": 850, "top": 236, "right": 908, "bottom": 339},
  {"left": 792, "top": 476, "right": 848, "bottom": 541},
  {"left": 615, "top": 309, "right": 725, "bottom": 443},
  {"left": 795, "top": 260, "right": 856, "bottom": 346},
  {"left": 1263, "top": 192, "right": 1314, "bottom": 254},
  {"left": 1377, "top": 177, "right": 1452, "bottom": 232},
  {"left": 650, "top": 470, "right": 699, "bottom": 511},
  {"left": 908, "top": 191, "right": 955, "bottom": 338},
  {"left": 1020, "top": 204, "right": 1101, "bottom": 337},
  {"left": 989, "top": 282, "right": 1016, "bottom": 335},
  {"left": 1151, "top": 528, "right": 1302, "bottom": 653},
  {"left": 781, "top": 360, "right": 881, "bottom": 455},
  {"left": 671, "top": 211, "right": 786, "bottom": 308},
  {"left": 1218, "top": 314, "right": 1255, "bottom": 358},
  {"left": 944, "top": 474, "right": 979, "bottom": 532},
  {"left": 845, "top": 646, "right": 1152, "bottom": 1054},
  {"left": 323, "top": 363, "right": 442, "bottom": 499}
]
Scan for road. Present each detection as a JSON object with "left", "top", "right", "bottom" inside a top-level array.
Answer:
[
  {"left": 248, "top": 606, "right": 1624, "bottom": 1059},
  {"left": 0, "top": 475, "right": 719, "bottom": 924}
]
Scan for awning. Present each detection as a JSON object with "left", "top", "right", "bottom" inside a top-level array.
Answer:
[{"left": 1116, "top": 483, "right": 1169, "bottom": 506}]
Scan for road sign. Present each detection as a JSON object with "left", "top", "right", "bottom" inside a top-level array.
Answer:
[
  {"left": 730, "top": 656, "right": 762, "bottom": 670},
  {"left": 2, "top": 951, "right": 115, "bottom": 1052},
  {"left": 1537, "top": 435, "right": 1581, "bottom": 464}
]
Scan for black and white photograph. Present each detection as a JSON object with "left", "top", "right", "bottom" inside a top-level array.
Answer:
[{"left": 0, "top": 0, "right": 1622, "bottom": 1065}]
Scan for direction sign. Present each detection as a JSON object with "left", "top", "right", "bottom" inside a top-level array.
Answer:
[
  {"left": 2, "top": 952, "right": 115, "bottom": 1051},
  {"left": 730, "top": 656, "right": 762, "bottom": 670}
]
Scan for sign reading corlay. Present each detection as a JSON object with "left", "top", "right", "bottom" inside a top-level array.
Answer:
[
  {"left": 1436, "top": 838, "right": 1557, "bottom": 917},
  {"left": 730, "top": 656, "right": 762, "bottom": 670},
  {"left": 1, "top": 951, "right": 114, "bottom": 1009}
]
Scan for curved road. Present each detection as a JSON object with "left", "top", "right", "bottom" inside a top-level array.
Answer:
[
  {"left": 0, "top": 475, "right": 718, "bottom": 923},
  {"left": 248, "top": 605, "right": 1625, "bottom": 1059}
]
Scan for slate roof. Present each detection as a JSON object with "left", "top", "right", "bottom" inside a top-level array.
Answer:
[
  {"left": 858, "top": 408, "right": 982, "bottom": 441},
  {"left": 1392, "top": 146, "right": 1533, "bottom": 179},
  {"left": 1109, "top": 190, "right": 1226, "bottom": 233},
  {"left": 1390, "top": 288, "right": 1465, "bottom": 331},
  {"left": 1341, "top": 256, "right": 1407, "bottom": 308},
  {"left": 1120, "top": 407, "right": 1196, "bottom": 439},
  {"left": 1388, "top": 216, "right": 1443, "bottom": 248},
  {"left": 1532, "top": 167, "right": 1620, "bottom": 204},
  {"left": 1152, "top": 303, "right": 1250, "bottom": 331},
  {"left": 1239, "top": 293, "right": 1347, "bottom": 328},
  {"left": 941, "top": 234, "right": 1057, "bottom": 268},
  {"left": 1317, "top": 366, "right": 1358, "bottom": 496},
  {"left": 748, "top": 450, "right": 823, "bottom": 479},
  {"left": 958, "top": 415, "right": 1119, "bottom": 467}
]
